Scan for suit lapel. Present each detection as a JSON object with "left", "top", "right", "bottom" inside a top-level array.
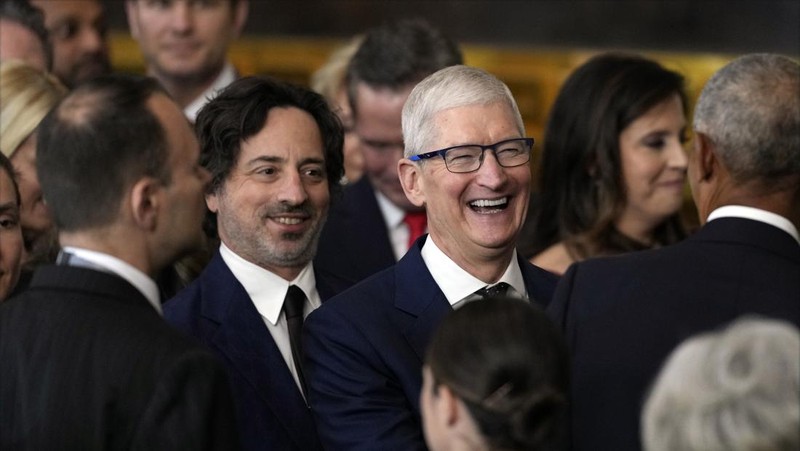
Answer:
[
  {"left": 348, "top": 178, "right": 396, "bottom": 268},
  {"left": 200, "top": 254, "right": 315, "bottom": 449},
  {"left": 394, "top": 237, "right": 452, "bottom": 362}
]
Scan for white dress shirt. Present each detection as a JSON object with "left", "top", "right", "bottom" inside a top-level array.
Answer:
[
  {"left": 420, "top": 236, "right": 527, "bottom": 309},
  {"left": 61, "top": 246, "right": 161, "bottom": 315},
  {"left": 219, "top": 242, "right": 321, "bottom": 396},
  {"left": 374, "top": 189, "right": 411, "bottom": 261},
  {"left": 707, "top": 205, "right": 799, "bottom": 244},
  {"left": 183, "top": 62, "right": 237, "bottom": 122}
]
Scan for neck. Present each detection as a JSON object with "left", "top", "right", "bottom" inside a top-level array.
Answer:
[
  {"left": 59, "top": 228, "right": 157, "bottom": 278},
  {"left": 147, "top": 65, "right": 224, "bottom": 110},
  {"left": 614, "top": 213, "right": 657, "bottom": 247},
  {"left": 702, "top": 177, "right": 799, "bottom": 229},
  {"left": 433, "top": 235, "right": 515, "bottom": 284},
  {"left": 265, "top": 264, "right": 304, "bottom": 282}
]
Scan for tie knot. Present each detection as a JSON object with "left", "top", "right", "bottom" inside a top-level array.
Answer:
[
  {"left": 475, "top": 282, "right": 510, "bottom": 299},
  {"left": 284, "top": 285, "right": 306, "bottom": 319}
]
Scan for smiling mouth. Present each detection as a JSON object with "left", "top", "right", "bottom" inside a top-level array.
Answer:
[
  {"left": 469, "top": 197, "right": 509, "bottom": 213},
  {"left": 274, "top": 217, "right": 306, "bottom": 225}
]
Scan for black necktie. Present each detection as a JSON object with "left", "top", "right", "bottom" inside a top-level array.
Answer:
[
  {"left": 475, "top": 282, "right": 511, "bottom": 299},
  {"left": 284, "top": 285, "right": 308, "bottom": 398}
]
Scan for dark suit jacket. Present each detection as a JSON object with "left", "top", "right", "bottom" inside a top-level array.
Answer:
[
  {"left": 0, "top": 265, "right": 237, "bottom": 450},
  {"left": 163, "top": 250, "right": 348, "bottom": 451},
  {"left": 304, "top": 235, "right": 560, "bottom": 450},
  {"left": 314, "top": 176, "right": 397, "bottom": 289},
  {"left": 548, "top": 217, "right": 800, "bottom": 451}
]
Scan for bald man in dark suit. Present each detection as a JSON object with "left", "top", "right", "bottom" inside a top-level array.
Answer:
[{"left": 0, "top": 74, "right": 237, "bottom": 449}]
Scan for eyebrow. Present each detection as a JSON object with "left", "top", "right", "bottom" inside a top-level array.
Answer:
[
  {"left": 245, "top": 155, "right": 326, "bottom": 167},
  {"left": 0, "top": 201, "right": 19, "bottom": 214}
]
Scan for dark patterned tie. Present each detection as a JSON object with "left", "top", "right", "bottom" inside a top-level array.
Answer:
[
  {"left": 475, "top": 282, "right": 511, "bottom": 299},
  {"left": 284, "top": 285, "right": 308, "bottom": 398}
]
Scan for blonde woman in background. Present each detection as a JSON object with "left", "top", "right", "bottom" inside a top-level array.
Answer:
[
  {"left": 642, "top": 317, "right": 800, "bottom": 451},
  {"left": 0, "top": 60, "right": 66, "bottom": 289},
  {"left": 311, "top": 36, "right": 364, "bottom": 184}
]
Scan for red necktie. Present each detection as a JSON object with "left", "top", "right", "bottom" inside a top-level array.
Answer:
[{"left": 403, "top": 211, "right": 427, "bottom": 249}]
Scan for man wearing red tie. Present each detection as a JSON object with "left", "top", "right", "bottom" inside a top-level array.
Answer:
[{"left": 313, "top": 19, "right": 462, "bottom": 290}]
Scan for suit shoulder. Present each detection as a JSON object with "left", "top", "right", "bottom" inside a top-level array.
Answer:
[{"left": 311, "top": 266, "right": 397, "bottom": 319}]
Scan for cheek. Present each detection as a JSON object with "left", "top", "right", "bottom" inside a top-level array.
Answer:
[
  {"left": 310, "top": 186, "right": 330, "bottom": 212},
  {"left": 622, "top": 155, "right": 658, "bottom": 192}
]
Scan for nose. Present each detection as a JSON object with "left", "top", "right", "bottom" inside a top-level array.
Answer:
[
  {"left": 169, "top": 1, "right": 194, "bottom": 33},
  {"left": 475, "top": 150, "right": 509, "bottom": 189},
  {"left": 278, "top": 169, "right": 310, "bottom": 206},
  {"left": 79, "top": 27, "right": 104, "bottom": 54},
  {"left": 667, "top": 140, "right": 689, "bottom": 171}
]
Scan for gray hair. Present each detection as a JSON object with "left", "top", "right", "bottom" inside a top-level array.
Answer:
[
  {"left": 402, "top": 65, "right": 524, "bottom": 158},
  {"left": 642, "top": 316, "right": 800, "bottom": 451},
  {"left": 693, "top": 54, "right": 799, "bottom": 184}
]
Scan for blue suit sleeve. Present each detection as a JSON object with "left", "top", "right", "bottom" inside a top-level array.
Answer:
[{"left": 303, "top": 306, "right": 427, "bottom": 451}]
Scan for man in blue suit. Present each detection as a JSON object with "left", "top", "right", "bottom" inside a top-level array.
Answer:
[
  {"left": 304, "top": 65, "right": 560, "bottom": 450},
  {"left": 164, "top": 76, "right": 347, "bottom": 451},
  {"left": 548, "top": 54, "right": 800, "bottom": 451},
  {"left": 314, "top": 19, "right": 463, "bottom": 288}
]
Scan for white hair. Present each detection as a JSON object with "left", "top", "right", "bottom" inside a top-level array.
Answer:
[
  {"left": 693, "top": 54, "right": 799, "bottom": 185},
  {"left": 642, "top": 316, "right": 800, "bottom": 451},
  {"left": 401, "top": 65, "right": 524, "bottom": 157}
]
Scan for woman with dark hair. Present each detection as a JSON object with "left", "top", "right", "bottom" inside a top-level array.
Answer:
[
  {"left": 527, "top": 53, "right": 688, "bottom": 274},
  {"left": 421, "top": 297, "right": 569, "bottom": 451}
]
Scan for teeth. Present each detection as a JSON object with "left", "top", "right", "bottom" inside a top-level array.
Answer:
[
  {"left": 470, "top": 197, "right": 508, "bottom": 208},
  {"left": 275, "top": 217, "right": 303, "bottom": 225}
]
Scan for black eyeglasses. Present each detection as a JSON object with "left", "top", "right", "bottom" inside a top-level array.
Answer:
[{"left": 408, "top": 138, "right": 534, "bottom": 173}]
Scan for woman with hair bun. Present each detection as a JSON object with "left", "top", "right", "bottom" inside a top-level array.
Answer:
[{"left": 421, "top": 296, "right": 569, "bottom": 451}]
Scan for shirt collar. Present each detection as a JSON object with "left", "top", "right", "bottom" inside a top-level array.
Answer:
[
  {"left": 61, "top": 246, "right": 162, "bottom": 315},
  {"left": 420, "top": 236, "right": 526, "bottom": 306},
  {"left": 219, "top": 242, "right": 319, "bottom": 325},
  {"left": 183, "top": 62, "right": 237, "bottom": 122},
  {"left": 707, "top": 205, "right": 799, "bottom": 244},
  {"left": 374, "top": 188, "right": 405, "bottom": 229}
]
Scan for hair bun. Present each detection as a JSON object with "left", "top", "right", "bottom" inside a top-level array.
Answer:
[{"left": 509, "top": 386, "right": 569, "bottom": 449}]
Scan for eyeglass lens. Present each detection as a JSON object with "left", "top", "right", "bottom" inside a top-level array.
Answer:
[{"left": 445, "top": 139, "right": 531, "bottom": 173}]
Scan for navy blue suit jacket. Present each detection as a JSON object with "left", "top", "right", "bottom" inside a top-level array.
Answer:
[
  {"left": 548, "top": 217, "right": 800, "bottom": 451},
  {"left": 304, "top": 236, "right": 559, "bottom": 450},
  {"left": 164, "top": 251, "right": 347, "bottom": 451},
  {"left": 314, "top": 176, "right": 396, "bottom": 289}
]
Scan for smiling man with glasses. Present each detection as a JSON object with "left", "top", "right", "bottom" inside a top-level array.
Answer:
[{"left": 304, "top": 65, "right": 560, "bottom": 450}]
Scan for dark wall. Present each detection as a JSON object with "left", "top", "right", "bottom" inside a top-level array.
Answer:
[{"left": 107, "top": 1, "right": 799, "bottom": 55}]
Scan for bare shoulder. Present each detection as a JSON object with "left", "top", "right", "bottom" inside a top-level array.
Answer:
[{"left": 530, "top": 242, "right": 574, "bottom": 276}]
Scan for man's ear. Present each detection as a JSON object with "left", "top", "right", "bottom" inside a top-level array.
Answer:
[
  {"left": 124, "top": 1, "right": 141, "bottom": 41},
  {"left": 693, "top": 131, "right": 717, "bottom": 182},
  {"left": 206, "top": 190, "right": 220, "bottom": 214},
  {"left": 130, "top": 177, "right": 161, "bottom": 231},
  {"left": 398, "top": 159, "right": 426, "bottom": 208},
  {"left": 232, "top": 0, "right": 249, "bottom": 38}
]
